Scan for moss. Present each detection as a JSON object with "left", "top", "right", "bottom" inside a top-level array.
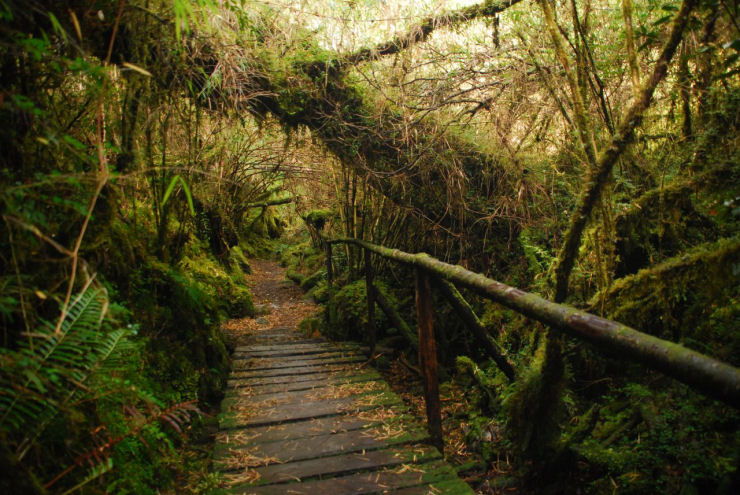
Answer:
[
  {"left": 298, "top": 313, "right": 323, "bottom": 338},
  {"left": 299, "top": 268, "right": 325, "bottom": 290},
  {"left": 576, "top": 383, "right": 740, "bottom": 494},
  {"left": 323, "top": 280, "right": 375, "bottom": 342},
  {"left": 286, "top": 269, "right": 304, "bottom": 285},
  {"left": 308, "top": 281, "right": 330, "bottom": 303},
  {"left": 592, "top": 237, "right": 740, "bottom": 364},
  {"left": 455, "top": 356, "right": 501, "bottom": 413},
  {"left": 228, "top": 245, "right": 251, "bottom": 275},
  {"left": 502, "top": 335, "right": 565, "bottom": 462},
  {"left": 303, "top": 208, "right": 333, "bottom": 229}
]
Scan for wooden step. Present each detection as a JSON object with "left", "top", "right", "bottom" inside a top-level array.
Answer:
[
  {"left": 219, "top": 392, "right": 402, "bottom": 429},
  {"left": 226, "top": 461, "right": 470, "bottom": 494},
  {"left": 246, "top": 445, "right": 441, "bottom": 485},
  {"left": 215, "top": 424, "right": 428, "bottom": 468}
]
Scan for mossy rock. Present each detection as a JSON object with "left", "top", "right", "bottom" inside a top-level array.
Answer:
[
  {"left": 228, "top": 245, "right": 251, "bottom": 275},
  {"left": 286, "top": 270, "right": 304, "bottom": 284},
  {"left": 303, "top": 208, "right": 333, "bottom": 229},
  {"left": 299, "top": 268, "right": 325, "bottom": 290}
]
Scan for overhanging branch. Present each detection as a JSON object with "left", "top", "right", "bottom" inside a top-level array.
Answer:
[{"left": 341, "top": 0, "right": 525, "bottom": 66}]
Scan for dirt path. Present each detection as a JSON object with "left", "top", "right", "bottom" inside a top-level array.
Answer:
[{"left": 221, "top": 259, "right": 317, "bottom": 345}]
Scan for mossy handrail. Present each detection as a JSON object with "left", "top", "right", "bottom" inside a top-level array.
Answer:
[{"left": 327, "top": 237, "right": 740, "bottom": 411}]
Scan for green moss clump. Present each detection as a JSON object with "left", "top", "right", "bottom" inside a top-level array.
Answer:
[
  {"left": 592, "top": 237, "right": 740, "bottom": 363},
  {"left": 229, "top": 245, "right": 252, "bottom": 275},
  {"left": 304, "top": 208, "right": 333, "bottom": 229},
  {"left": 300, "top": 268, "right": 325, "bottom": 290},
  {"left": 286, "top": 270, "right": 304, "bottom": 285},
  {"left": 502, "top": 337, "right": 565, "bottom": 462},
  {"left": 298, "top": 312, "right": 324, "bottom": 338},
  {"left": 308, "top": 280, "right": 330, "bottom": 303}
]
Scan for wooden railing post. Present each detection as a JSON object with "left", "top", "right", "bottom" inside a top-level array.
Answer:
[
  {"left": 365, "top": 248, "right": 376, "bottom": 356},
  {"left": 326, "top": 242, "right": 333, "bottom": 288},
  {"left": 415, "top": 268, "right": 443, "bottom": 453}
]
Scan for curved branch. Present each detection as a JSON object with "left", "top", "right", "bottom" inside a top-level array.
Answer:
[
  {"left": 552, "top": 0, "right": 697, "bottom": 303},
  {"left": 341, "top": 0, "right": 525, "bottom": 66}
]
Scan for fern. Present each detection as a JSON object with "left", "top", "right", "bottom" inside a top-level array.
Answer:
[{"left": 0, "top": 287, "right": 129, "bottom": 460}]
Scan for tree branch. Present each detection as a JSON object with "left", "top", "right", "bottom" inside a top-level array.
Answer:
[
  {"left": 552, "top": 0, "right": 697, "bottom": 303},
  {"left": 341, "top": 0, "right": 525, "bottom": 66}
]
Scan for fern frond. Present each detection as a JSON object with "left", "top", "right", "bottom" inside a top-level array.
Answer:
[
  {"left": 1, "top": 288, "right": 106, "bottom": 430},
  {"left": 0, "top": 286, "right": 129, "bottom": 463}
]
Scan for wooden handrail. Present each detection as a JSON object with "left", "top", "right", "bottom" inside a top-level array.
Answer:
[{"left": 327, "top": 237, "right": 740, "bottom": 409}]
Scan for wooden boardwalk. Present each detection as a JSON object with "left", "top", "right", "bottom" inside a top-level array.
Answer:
[{"left": 215, "top": 326, "right": 474, "bottom": 494}]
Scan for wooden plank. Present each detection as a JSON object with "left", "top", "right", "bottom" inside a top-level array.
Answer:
[
  {"left": 222, "top": 383, "right": 389, "bottom": 411},
  {"left": 236, "top": 348, "right": 363, "bottom": 359},
  {"left": 236, "top": 342, "right": 360, "bottom": 354},
  {"left": 245, "top": 337, "right": 325, "bottom": 345},
  {"left": 218, "top": 415, "right": 376, "bottom": 445},
  {"left": 232, "top": 355, "right": 365, "bottom": 371},
  {"left": 215, "top": 424, "right": 428, "bottom": 467},
  {"left": 227, "top": 369, "right": 380, "bottom": 388},
  {"left": 231, "top": 363, "right": 365, "bottom": 380},
  {"left": 249, "top": 445, "right": 441, "bottom": 485},
  {"left": 227, "top": 372, "right": 379, "bottom": 394},
  {"left": 224, "top": 381, "right": 388, "bottom": 406},
  {"left": 235, "top": 349, "right": 363, "bottom": 362},
  {"left": 219, "top": 392, "right": 402, "bottom": 429},
  {"left": 227, "top": 461, "right": 457, "bottom": 494}
]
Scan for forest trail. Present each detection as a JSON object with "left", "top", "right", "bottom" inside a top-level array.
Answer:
[{"left": 215, "top": 259, "right": 473, "bottom": 494}]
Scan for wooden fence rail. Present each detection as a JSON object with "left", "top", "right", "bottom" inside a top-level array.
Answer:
[{"left": 325, "top": 237, "right": 740, "bottom": 447}]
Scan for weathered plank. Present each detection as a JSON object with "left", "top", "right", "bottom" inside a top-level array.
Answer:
[
  {"left": 232, "top": 354, "right": 365, "bottom": 371},
  {"left": 227, "top": 461, "right": 465, "bottom": 494},
  {"left": 218, "top": 415, "right": 376, "bottom": 445},
  {"left": 227, "top": 369, "right": 380, "bottom": 389},
  {"left": 224, "top": 381, "right": 387, "bottom": 406},
  {"left": 219, "top": 392, "right": 402, "bottom": 429},
  {"left": 249, "top": 445, "right": 441, "bottom": 485},
  {"left": 215, "top": 425, "right": 428, "bottom": 467},
  {"left": 236, "top": 342, "right": 361, "bottom": 354},
  {"left": 227, "top": 371, "right": 379, "bottom": 395},
  {"left": 231, "top": 363, "right": 366, "bottom": 380}
]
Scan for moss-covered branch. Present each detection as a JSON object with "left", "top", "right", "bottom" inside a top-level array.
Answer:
[
  {"left": 330, "top": 237, "right": 740, "bottom": 408},
  {"left": 245, "top": 197, "right": 293, "bottom": 208},
  {"left": 435, "top": 277, "right": 516, "bottom": 381},
  {"left": 374, "top": 283, "right": 419, "bottom": 350},
  {"left": 552, "top": 0, "right": 697, "bottom": 302},
  {"left": 341, "top": 0, "right": 524, "bottom": 66}
]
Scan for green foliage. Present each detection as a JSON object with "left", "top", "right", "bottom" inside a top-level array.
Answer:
[
  {"left": 0, "top": 287, "right": 201, "bottom": 493},
  {"left": 502, "top": 337, "right": 565, "bottom": 461},
  {"left": 578, "top": 384, "right": 739, "bottom": 494},
  {"left": 325, "top": 279, "right": 369, "bottom": 341},
  {"left": 0, "top": 288, "right": 113, "bottom": 451},
  {"left": 593, "top": 237, "right": 740, "bottom": 363},
  {"left": 299, "top": 268, "right": 325, "bottom": 291}
]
